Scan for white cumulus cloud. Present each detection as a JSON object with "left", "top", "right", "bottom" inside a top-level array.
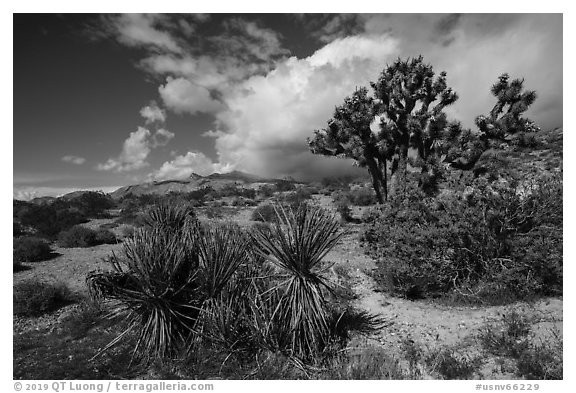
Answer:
[
  {"left": 151, "top": 128, "right": 175, "bottom": 147},
  {"left": 140, "top": 102, "right": 166, "bottom": 124},
  {"left": 61, "top": 155, "right": 86, "bottom": 165},
  {"left": 150, "top": 151, "right": 231, "bottom": 180},
  {"left": 108, "top": 14, "right": 182, "bottom": 53},
  {"left": 205, "top": 35, "right": 399, "bottom": 179},
  {"left": 97, "top": 126, "right": 176, "bottom": 173},
  {"left": 159, "top": 77, "right": 224, "bottom": 115}
]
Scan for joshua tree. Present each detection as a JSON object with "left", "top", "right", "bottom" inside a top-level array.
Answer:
[
  {"left": 309, "top": 56, "right": 461, "bottom": 201},
  {"left": 371, "top": 56, "right": 460, "bottom": 195},
  {"left": 450, "top": 73, "right": 539, "bottom": 173},
  {"left": 308, "top": 87, "right": 388, "bottom": 202},
  {"left": 476, "top": 73, "right": 538, "bottom": 140}
]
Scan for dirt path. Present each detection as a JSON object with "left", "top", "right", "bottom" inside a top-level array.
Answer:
[{"left": 326, "top": 227, "right": 563, "bottom": 364}]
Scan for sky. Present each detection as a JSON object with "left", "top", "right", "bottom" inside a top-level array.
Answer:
[{"left": 13, "top": 13, "right": 563, "bottom": 200}]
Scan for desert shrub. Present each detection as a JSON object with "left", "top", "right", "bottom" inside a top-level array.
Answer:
[
  {"left": 57, "top": 300, "right": 106, "bottom": 339},
  {"left": 94, "top": 228, "right": 117, "bottom": 244},
  {"left": 13, "top": 221, "right": 23, "bottom": 237},
  {"left": 362, "top": 173, "right": 562, "bottom": 303},
  {"left": 332, "top": 189, "right": 350, "bottom": 206},
  {"left": 15, "top": 202, "right": 87, "bottom": 238},
  {"left": 516, "top": 340, "right": 563, "bottom": 380},
  {"left": 348, "top": 187, "right": 377, "bottom": 206},
  {"left": 322, "top": 347, "right": 405, "bottom": 379},
  {"left": 424, "top": 349, "right": 482, "bottom": 379},
  {"left": 258, "top": 185, "right": 275, "bottom": 198},
  {"left": 14, "top": 193, "right": 113, "bottom": 239},
  {"left": 473, "top": 149, "right": 514, "bottom": 181},
  {"left": 13, "top": 260, "right": 24, "bottom": 272},
  {"left": 14, "top": 236, "right": 53, "bottom": 262},
  {"left": 58, "top": 226, "right": 99, "bottom": 248},
  {"left": 400, "top": 338, "right": 425, "bottom": 378},
  {"left": 14, "top": 280, "right": 75, "bottom": 317},
  {"left": 321, "top": 175, "right": 355, "bottom": 191},
  {"left": 478, "top": 311, "right": 532, "bottom": 358},
  {"left": 283, "top": 187, "right": 313, "bottom": 210},
  {"left": 332, "top": 188, "right": 375, "bottom": 223},
  {"left": 334, "top": 199, "right": 353, "bottom": 223},
  {"left": 478, "top": 312, "right": 562, "bottom": 379},
  {"left": 216, "top": 185, "right": 256, "bottom": 199},
  {"left": 362, "top": 186, "right": 490, "bottom": 299},
  {"left": 274, "top": 179, "right": 296, "bottom": 192},
  {"left": 513, "top": 132, "right": 540, "bottom": 149},
  {"left": 68, "top": 191, "right": 115, "bottom": 217}
]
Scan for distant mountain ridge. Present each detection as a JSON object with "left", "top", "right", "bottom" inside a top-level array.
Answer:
[{"left": 109, "top": 170, "right": 297, "bottom": 200}]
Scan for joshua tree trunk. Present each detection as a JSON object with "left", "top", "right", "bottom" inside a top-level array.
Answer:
[
  {"left": 376, "top": 157, "right": 388, "bottom": 202},
  {"left": 367, "top": 163, "right": 384, "bottom": 204},
  {"left": 390, "top": 146, "right": 409, "bottom": 197}
]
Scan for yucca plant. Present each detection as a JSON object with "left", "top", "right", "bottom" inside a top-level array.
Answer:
[
  {"left": 87, "top": 206, "right": 251, "bottom": 362},
  {"left": 196, "top": 223, "right": 251, "bottom": 299},
  {"left": 252, "top": 204, "right": 345, "bottom": 360},
  {"left": 192, "top": 224, "right": 253, "bottom": 349},
  {"left": 87, "top": 226, "right": 202, "bottom": 361},
  {"left": 141, "top": 202, "right": 196, "bottom": 232}
]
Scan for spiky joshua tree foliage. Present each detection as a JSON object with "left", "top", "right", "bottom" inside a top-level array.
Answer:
[
  {"left": 308, "top": 56, "right": 462, "bottom": 200},
  {"left": 476, "top": 73, "right": 538, "bottom": 141},
  {"left": 450, "top": 73, "right": 539, "bottom": 174}
]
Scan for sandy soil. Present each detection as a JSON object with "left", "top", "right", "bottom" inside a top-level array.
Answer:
[{"left": 324, "top": 224, "right": 562, "bottom": 379}]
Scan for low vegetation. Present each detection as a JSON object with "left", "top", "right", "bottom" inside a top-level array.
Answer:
[
  {"left": 362, "top": 173, "right": 562, "bottom": 304},
  {"left": 13, "top": 191, "right": 113, "bottom": 239},
  {"left": 58, "top": 225, "right": 117, "bottom": 248},
  {"left": 86, "top": 203, "right": 378, "bottom": 369},
  {"left": 478, "top": 312, "right": 562, "bottom": 379},
  {"left": 14, "top": 280, "right": 75, "bottom": 317},
  {"left": 13, "top": 236, "right": 53, "bottom": 263}
]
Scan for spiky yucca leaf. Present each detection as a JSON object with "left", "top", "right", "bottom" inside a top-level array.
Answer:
[
  {"left": 141, "top": 202, "right": 196, "bottom": 232},
  {"left": 252, "top": 204, "right": 344, "bottom": 359},
  {"left": 87, "top": 226, "right": 201, "bottom": 361},
  {"left": 87, "top": 219, "right": 251, "bottom": 362},
  {"left": 254, "top": 205, "right": 343, "bottom": 277},
  {"left": 196, "top": 223, "right": 251, "bottom": 299}
]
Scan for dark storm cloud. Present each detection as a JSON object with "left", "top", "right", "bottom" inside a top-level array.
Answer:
[
  {"left": 435, "top": 14, "right": 462, "bottom": 36},
  {"left": 434, "top": 14, "right": 462, "bottom": 46}
]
